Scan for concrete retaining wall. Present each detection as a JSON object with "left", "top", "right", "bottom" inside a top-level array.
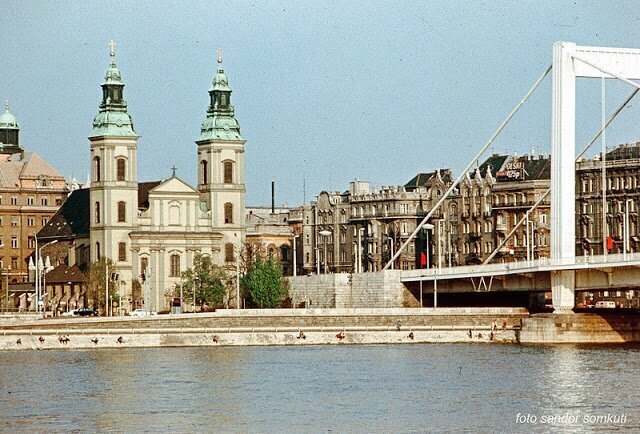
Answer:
[
  {"left": 519, "top": 313, "right": 640, "bottom": 343},
  {"left": 288, "top": 271, "right": 404, "bottom": 308},
  {"left": 0, "top": 326, "right": 518, "bottom": 350}
]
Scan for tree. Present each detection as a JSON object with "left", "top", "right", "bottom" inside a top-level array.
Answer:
[
  {"left": 176, "top": 253, "right": 229, "bottom": 307},
  {"left": 241, "top": 255, "right": 287, "bottom": 308},
  {"left": 86, "top": 257, "right": 118, "bottom": 315}
]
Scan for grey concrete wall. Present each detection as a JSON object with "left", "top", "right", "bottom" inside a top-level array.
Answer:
[
  {"left": 288, "top": 271, "right": 404, "bottom": 308},
  {"left": 519, "top": 313, "right": 640, "bottom": 343}
]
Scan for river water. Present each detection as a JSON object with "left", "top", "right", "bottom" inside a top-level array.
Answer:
[{"left": 0, "top": 344, "right": 638, "bottom": 433}]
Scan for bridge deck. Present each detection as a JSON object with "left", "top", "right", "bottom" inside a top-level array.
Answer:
[{"left": 400, "top": 252, "right": 640, "bottom": 282}]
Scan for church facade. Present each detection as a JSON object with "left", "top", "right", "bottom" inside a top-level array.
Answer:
[{"left": 86, "top": 45, "right": 246, "bottom": 312}]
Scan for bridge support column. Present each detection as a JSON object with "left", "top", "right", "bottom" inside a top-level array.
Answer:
[
  {"left": 551, "top": 270, "right": 575, "bottom": 312},
  {"left": 551, "top": 42, "right": 577, "bottom": 313}
]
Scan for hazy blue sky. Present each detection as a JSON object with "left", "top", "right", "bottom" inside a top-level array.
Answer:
[{"left": 2, "top": 1, "right": 640, "bottom": 206}]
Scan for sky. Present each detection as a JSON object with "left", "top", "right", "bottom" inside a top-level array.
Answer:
[{"left": 2, "top": 1, "right": 640, "bottom": 207}]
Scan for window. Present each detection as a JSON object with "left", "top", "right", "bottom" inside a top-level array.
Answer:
[
  {"left": 118, "top": 201, "right": 126, "bottom": 222},
  {"left": 540, "top": 213, "right": 548, "bottom": 225},
  {"left": 27, "top": 196, "right": 34, "bottom": 205},
  {"left": 224, "top": 202, "right": 233, "bottom": 224},
  {"left": 55, "top": 197, "right": 62, "bottom": 206},
  {"left": 116, "top": 158, "right": 126, "bottom": 181},
  {"left": 10, "top": 196, "right": 17, "bottom": 205},
  {"left": 201, "top": 160, "right": 208, "bottom": 184},
  {"left": 95, "top": 202, "right": 100, "bottom": 223},
  {"left": 224, "top": 161, "right": 233, "bottom": 184},
  {"left": 96, "top": 242, "right": 101, "bottom": 260},
  {"left": 140, "top": 257, "right": 148, "bottom": 278},
  {"left": 28, "top": 238, "right": 35, "bottom": 248},
  {"left": 11, "top": 257, "right": 18, "bottom": 269},
  {"left": 169, "top": 254, "right": 180, "bottom": 277},
  {"left": 41, "top": 217, "right": 48, "bottom": 226},
  {"left": 10, "top": 236, "right": 18, "bottom": 249},
  {"left": 118, "top": 242, "right": 127, "bottom": 261},
  {"left": 94, "top": 156, "right": 101, "bottom": 182},
  {"left": 41, "top": 197, "right": 49, "bottom": 206},
  {"left": 27, "top": 217, "right": 35, "bottom": 227},
  {"left": 225, "top": 243, "right": 234, "bottom": 262},
  {"left": 11, "top": 216, "right": 18, "bottom": 226}
]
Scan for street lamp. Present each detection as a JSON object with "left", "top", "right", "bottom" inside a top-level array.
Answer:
[
  {"left": 422, "top": 224, "right": 435, "bottom": 269},
  {"left": 319, "top": 230, "right": 332, "bottom": 274},
  {"left": 29, "top": 237, "right": 57, "bottom": 315},
  {"left": 193, "top": 276, "right": 199, "bottom": 313},
  {"left": 292, "top": 234, "right": 299, "bottom": 277},
  {"left": 386, "top": 233, "right": 395, "bottom": 270}
]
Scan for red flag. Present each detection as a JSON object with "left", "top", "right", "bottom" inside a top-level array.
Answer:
[
  {"left": 606, "top": 236, "right": 614, "bottom": 251},
  {"left": 420, "top": 252, "right": 427, "bottom": 267}
]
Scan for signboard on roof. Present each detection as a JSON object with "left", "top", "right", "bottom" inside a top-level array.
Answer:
[{"left": 496, "top": 159, "right": 525, "bottom": 180}]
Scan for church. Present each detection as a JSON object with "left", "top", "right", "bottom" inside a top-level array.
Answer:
[{"left": 39, "top": 43, "right": 246, "bottom": 313}]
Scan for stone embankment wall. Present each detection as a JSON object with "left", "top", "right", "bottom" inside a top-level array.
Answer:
[
  {"left": 288, "top": 270, "right": 407, "bottom": 308},
  {"left": 0, "top": 308, "right": 527, "bottom": 350},
  {"left": 519, "top": 313, "right": 640, "bottom": 343}
]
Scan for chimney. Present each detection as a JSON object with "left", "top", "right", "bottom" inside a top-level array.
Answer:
[{"left": 271, "top": 181, "right": 275, "bottom": 214}]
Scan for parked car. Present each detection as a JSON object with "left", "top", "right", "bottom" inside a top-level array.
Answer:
[
  {"left": 61, "top": 309, "right": 79, "bottom": 317},
  {"left": 129, "top": 309, "right": 156, "bottom": 317},
  {"left": 77, "top": 308, "right": 99, "bottom": 316},
  {"left": 595, "top": 301, "right": 616, "bottom": 308}
]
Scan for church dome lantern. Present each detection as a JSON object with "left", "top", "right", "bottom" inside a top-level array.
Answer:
[
  {"left": 90, "top": 40, "right": 137, "bottom": 138},
  {"left": 198, "top": 49, "right": 244, "bottom": 142},
  {"left": 0, "top": 102, "right": 22, "bottom": 153}
]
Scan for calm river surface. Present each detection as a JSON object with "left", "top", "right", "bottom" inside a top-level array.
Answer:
[{"left": 0, "top": 344, "right": 638, "bottom": 433}]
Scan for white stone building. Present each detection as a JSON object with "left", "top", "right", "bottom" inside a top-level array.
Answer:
[{"left": 85, "top": 46, "right": 246, "bottom": 312}]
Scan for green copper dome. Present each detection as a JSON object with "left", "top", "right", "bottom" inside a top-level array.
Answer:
[
  {"left": 0, "top": 104, "right": 19, "bottom": 129},
  {"left": 0, "top": 102, "right": 21, "bottom": 152},
  {"left": 197, "top": 58, "right": 244, "bottom": 142},
  {"left": 90, "top": 42, "right": 137, "bottom": 138}
]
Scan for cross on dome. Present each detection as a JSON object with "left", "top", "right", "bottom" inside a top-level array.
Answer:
[
  {"left": 109, "top": 40, "right": 116, "bottom": 58},
  {"left": 217, "top": 48, "right": 223, "bottom": 64},
  {"left": 4, "top": 101, "right": 8, "bottom": 111},
  {"left": 171, "top": 165, "right": 177, "bottom": 177}
]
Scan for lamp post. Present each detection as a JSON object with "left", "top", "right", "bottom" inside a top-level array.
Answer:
[
  {"left": 357, "top": 227, "right": 364, "bottom": 273},
  {"left": 624, "top": 198, "right": 632, "bottom": 255},
  {"left": 292, "top": 234, "right": 299, "bottom": 277},
  {"left": 30, "top": 238, "right": 57, "bottom": 315},
  {"left": 423, "top": 224, "right": 435, "bottom": 269},
  {"left": 386, "top": 233, "right": 395, "bottom": 270},
  {"left": 193, "top": 276, "right": 199, "bottom": 314},
  {"left": 319, "top": 230, "right": 332, "bottom": 274}
]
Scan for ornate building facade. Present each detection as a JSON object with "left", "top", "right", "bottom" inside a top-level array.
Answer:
[
  {"left": 576, "top": 142, "right": 640, "bottom": 255},
  {"left": 0, "top": 104, "right": 67, "bottom": 294},
  {"left": 39, "top": 45, "right": 246, "bottom": 313}
]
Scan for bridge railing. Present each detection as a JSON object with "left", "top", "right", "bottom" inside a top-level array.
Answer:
[{"left": 402, "top": 252, "right": 640, "bottom": 279}]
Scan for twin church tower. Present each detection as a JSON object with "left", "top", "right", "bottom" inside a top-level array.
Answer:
[{"left": 89, "top": 42, "right": 245, "bottom": 311}]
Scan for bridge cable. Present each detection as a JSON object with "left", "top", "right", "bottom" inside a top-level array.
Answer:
[
  {"left": 383, "top": 64, "right": 552, "bottom": 270},
  {"left": 483, "top": 87, "right": 639, "bottom": 264}
]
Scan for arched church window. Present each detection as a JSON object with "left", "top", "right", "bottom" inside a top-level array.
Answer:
[
  {"left": 118, "top": 242, "right": 127, "bottom": 262},
  {"left": 223, "top": 161, "right": 233, "bottom": 184},
  {"left": 118, "top": 201, "right": 126, "bottom": 222},
  {"left": 224, "top": 203, "right": 233, "bottom": 224},
  {"left": 201, "top": 160, "right": 208, "bottom": 185},
  {"left": 116, "top": 158, "right": 126, "bottom": 181},
  {"left": 225, "top": 243, "right": 234, "bottom": 262},
  {"left": 169, "top": 254, "right": 180, "bottom": 277},
  {"left": 95, "top": 202, "right": 100, "bottom": 224},
  {"left": 94, "top": 156, "right": 101, "bottom": 182}
]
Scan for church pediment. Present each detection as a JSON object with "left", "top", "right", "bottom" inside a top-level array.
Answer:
[{"left": 150, "top": 176, "right": 198, "bottom": 195}]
